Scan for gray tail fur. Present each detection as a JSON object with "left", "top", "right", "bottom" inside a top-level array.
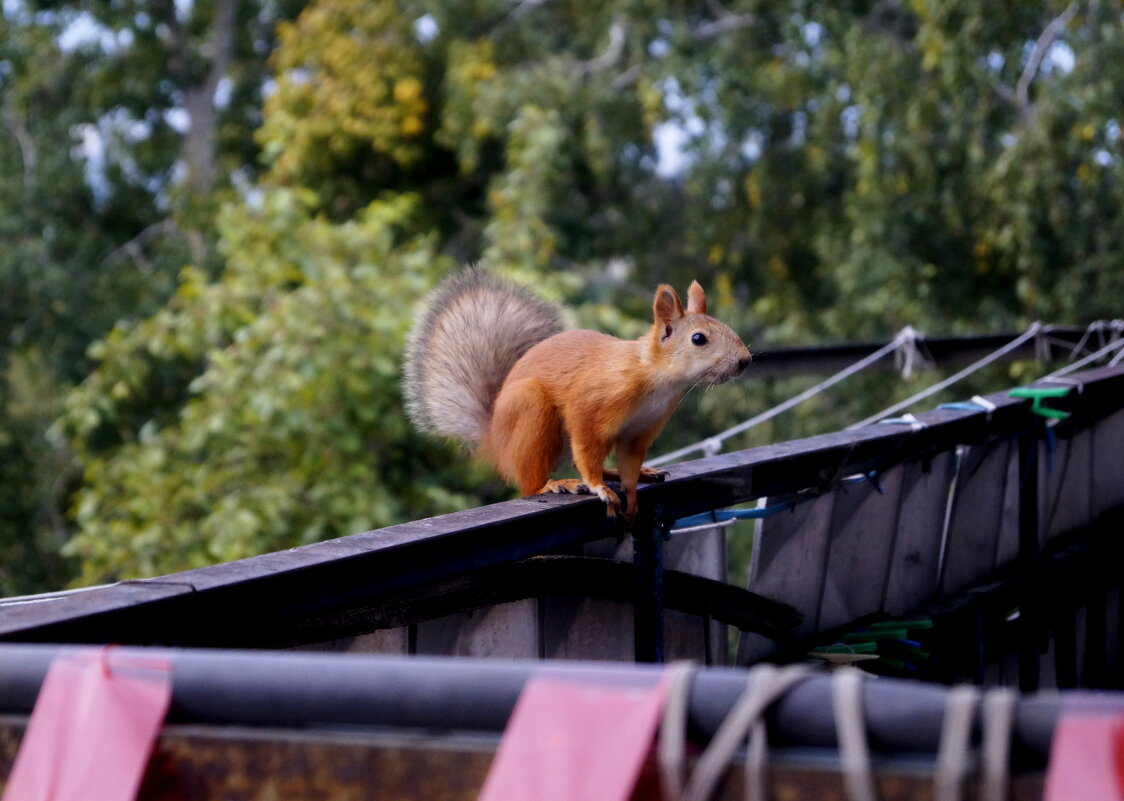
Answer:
[{"left": 403, "top": 268, "right": 563, "bottom": 445}]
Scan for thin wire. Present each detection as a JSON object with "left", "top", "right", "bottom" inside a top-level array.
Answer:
[
  {"left": 847, "top": 323, "right": 1043, "bottom": 430},
  {"left": 649, "top": 328, "right": 912, "bottom": 467},
  {"left": 1043, "top": 336, "right": 1124, "bottom": 378}
]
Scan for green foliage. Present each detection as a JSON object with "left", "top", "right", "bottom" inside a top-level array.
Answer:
[
  {"left": 59, "top": 190, "right": 484, "bottom": 582},
  {"left": 258, "top": 0, "right": 430, "bottom": 203},
  {"left": 3, "top": 0, "right": 1123, "bottom": 588},
  {"left": 0, "top": 0, "right": 300, "bottom": 591}
]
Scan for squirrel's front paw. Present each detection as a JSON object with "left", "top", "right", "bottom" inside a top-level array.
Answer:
[
  {"left": 588, "top": 484, "right": 621, "bottom": 518},
  {"left": 638, "top": 466, "right": 669, "bottom": 483},
  {"left": 539, "top": 479, "right": 620, "bottom": 517}
]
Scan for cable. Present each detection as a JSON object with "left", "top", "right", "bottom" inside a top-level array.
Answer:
[
  {"left": 847, "top": 324, "right": 1043, "bottom": 430},
  {"left": 1043, "top": 336, "right": 1124, "bottom": 379},
  {"left": 653, "top": 320, "right": 1114, "bottom": 470},
  {"left": 649, "top": 328, "right": 914, "bottom": 466}
]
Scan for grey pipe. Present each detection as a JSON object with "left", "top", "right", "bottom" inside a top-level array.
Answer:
[{"left": 0, "top": 644, "right": 1060, "bottom": 765}]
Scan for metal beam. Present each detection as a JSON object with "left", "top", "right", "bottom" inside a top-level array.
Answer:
[
  {"left": 0, "top": 644, "right": 1062, "bottom": 765},
  {"left": 750, "top": 325, "right": 1093, "bottom": 378}
]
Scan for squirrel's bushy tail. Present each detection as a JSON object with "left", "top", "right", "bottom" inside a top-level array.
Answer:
[{"left": 403, "top": 268, "right": 563, "bottom": 446}]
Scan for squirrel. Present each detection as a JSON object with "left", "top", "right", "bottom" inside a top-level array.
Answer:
[{"left": 403, "top": 267, "right": 752, "bottom": 523}]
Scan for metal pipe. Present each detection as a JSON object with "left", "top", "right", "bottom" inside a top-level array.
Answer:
[{"left": 0, "top": 644, "right": 1060, "bottom": 765}]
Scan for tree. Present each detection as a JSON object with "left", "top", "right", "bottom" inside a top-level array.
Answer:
[
  {"left": 38, "top": 0, "right": 1124, "bottom": 585},
  {"left": 0, "top": 0, "right": 302, "bottom": 592},
  {"left": 59, "top": 190, "right": 497, "bottom": 582}
]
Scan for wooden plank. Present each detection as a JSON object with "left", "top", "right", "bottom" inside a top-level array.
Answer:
[
  {"left": 1107, "top": 587, "right": 1122, "bottom": 687},
  {"left": 737, "top": 493, "right": 835, "bottom": 665},
  {"left": 6, "top": 365, "right": 1124, "bottom": 649},
  {"left": 313, "top": 554, "right": 799, "bottom": 663},
  {"left": 940, "top": 440, "right": 1015, "bottom": 598},
  {"left": 1092, "top": 408, "right": 1124, "bottom": 517},
  {"left": 293, "top": 628, "right": 410, "bottom": 655},
  {"left": 995, "top": 444, "right": 1022, "bottom": 567},
  {"left": 666, "top": 526, "right": 726, "bottom": 578},
  {"left": 544, "top": 526, "right": 729, "bottom": 664},
  {"left": 881, "top": 453, "right": 954, "bottom": 616},
  {"left": 275, "top": 555, "right": 799, "bottom": 651},
  {"left": 415, "top": 600, "right": 541, "bottom": 659},
  {"left": 817, "top": 466, "right": 905, "bottom": 632},
  {"left": 1040, "top": 428, "right": 1093, "bottom": 543},
  {"left": 540, "top": 596, "right": 635, "bottom": 661},
  {"left": 665, "top": 525, "right": 728, "bottom": 664}
]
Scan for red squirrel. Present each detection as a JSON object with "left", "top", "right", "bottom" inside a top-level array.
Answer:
[{"left": 404, "top": 268, "right": 751, "bottom": 523}]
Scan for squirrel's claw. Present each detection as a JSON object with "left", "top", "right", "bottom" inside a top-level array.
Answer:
[
  {"left": 540, "top": 479, "right": 585, "bottom": 495},
  {"left": 589, "top": 484, "right": 621, "bottom": 518},
  {"left": 538, "top": 479, "right": 621, "bottom": 518}
]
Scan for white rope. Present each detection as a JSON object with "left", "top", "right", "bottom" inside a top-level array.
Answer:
[
  {"left": 1067, "top": 320, "right": 1104, "bottom": 360},
  {"left": 649, "top": 328, "right": 915, "bottom": 467},
  {"left": 677, "top": 664, "right": 812, "bottom": 801},
  {"left": 832, "top": 667, "right": 877, "bottom": 801},
  {"left": 978, "top": 687, "right": 1017, "bottom": 801},
  {"left": 895, "top": 325, "right": 932, "bottom": 379},
  {"left": 934, "top": 685, "right": 980, "bottom": 801},
  {"left": 1044, "top": 336, "right": 1124, "bottom": 378},
  {"left": 651, "top": 319, "right": 1117, "bottom": 469},
  {"left": 659, "top": 661, "right": 698, "bottom": 800},
  {"left": 847, "top": 323, "right": 1043, "bottom": 430}
]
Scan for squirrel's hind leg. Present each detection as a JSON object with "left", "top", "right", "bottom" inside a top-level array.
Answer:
[{"left": 484, "top": 378, "right": 565, "bottom": 497}]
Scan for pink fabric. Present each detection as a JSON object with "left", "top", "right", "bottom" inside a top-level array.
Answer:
[
  {"left": 1045, "top": 711, "right": 1124, "bottom": 801},
  {"left": 3, "top": 649, "right": 172, "bottom": 801},
  {"left": 478, "top": 676, "right": 669, "bottom": 801}
]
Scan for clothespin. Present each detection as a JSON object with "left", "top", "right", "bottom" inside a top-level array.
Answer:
[{"left": 1009, "top": 386, "right": 1071, "bottom": 421}]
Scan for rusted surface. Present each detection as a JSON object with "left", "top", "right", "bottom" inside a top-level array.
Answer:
[
  {"left": 721, "top": 761, "right": 1044, "bottom": 801},
  {"left": 0, "top": 717, "right": 494, "bottom": 801},
  {"left": 0, "top": 715, "right": 1045, "bottom": 801}
]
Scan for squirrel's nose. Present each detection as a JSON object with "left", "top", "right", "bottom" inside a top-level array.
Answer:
[{"left": 738, "top": 351, "right": 752, "bottom": 372}]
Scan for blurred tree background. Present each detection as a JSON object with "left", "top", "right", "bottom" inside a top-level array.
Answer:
[{"left": 1, "top": 0, "right": 1121, "bottom": 589}]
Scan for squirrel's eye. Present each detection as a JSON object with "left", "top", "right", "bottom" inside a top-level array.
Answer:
[{"left": 691, "top": 332, "right": 708, "bottom": 346}]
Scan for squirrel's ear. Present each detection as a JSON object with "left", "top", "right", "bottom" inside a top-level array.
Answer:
[
  {"left": 686, "top": 281, "right": 707, "bottom": 315},
  {"left": 653, "top": 284, "right": 684, "bottom": 340}
]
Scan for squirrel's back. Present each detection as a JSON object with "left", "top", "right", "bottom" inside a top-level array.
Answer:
[{"left": 403, "top": 268, "right": 563, "bottom": 445}]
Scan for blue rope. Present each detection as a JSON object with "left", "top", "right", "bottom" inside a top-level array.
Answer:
[
  {"left": 671, "top": 501, "right": 796, "bottom": 530},
  {"left": 670, "top": 470, "right": 881, "bottom": 531},
  {"left": 939, "top": 401, "right": 988, "bottom": 412}
]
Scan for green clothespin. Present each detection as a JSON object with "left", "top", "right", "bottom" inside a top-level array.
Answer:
[{"left": 1009, "top": 386, "right": 1071, "bottom": 420}]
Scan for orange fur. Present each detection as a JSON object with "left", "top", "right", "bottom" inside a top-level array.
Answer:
[
  {"left": 479, "top": 282, "right": 751, "bottom": 523},
  {"left": 405, "top": 270, "right": 751, "bottom": 524}
]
